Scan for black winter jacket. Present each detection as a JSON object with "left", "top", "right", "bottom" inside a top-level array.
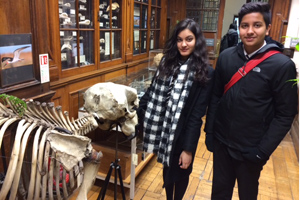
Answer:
[{"left": 205, "top": 40, "right": 298, "bottom": 158}]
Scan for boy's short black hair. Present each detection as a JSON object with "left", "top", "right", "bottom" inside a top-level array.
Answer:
[{"left": 238, "top": 2, "right": 271, "bottom": 27}]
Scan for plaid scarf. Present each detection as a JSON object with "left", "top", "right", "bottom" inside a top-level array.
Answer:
[{"left": 143, "top": 59, "right": 194, "bottom": 166}]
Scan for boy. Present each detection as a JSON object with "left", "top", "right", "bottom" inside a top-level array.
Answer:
[{"left": 204, "top": 2, "right": 298, "bottom": 200}]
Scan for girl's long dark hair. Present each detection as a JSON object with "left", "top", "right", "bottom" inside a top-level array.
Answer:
[{"left": 158, "top": 18, "right": 209, "bottom": 85}]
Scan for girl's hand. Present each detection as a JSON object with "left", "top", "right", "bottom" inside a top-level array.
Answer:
[{"left": 179, "top": 151, "right": 192, "bottom": 169}]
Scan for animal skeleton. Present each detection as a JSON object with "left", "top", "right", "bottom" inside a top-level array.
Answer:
[{"left": 0, "top": 95, "right": 102, "bottom": 200}]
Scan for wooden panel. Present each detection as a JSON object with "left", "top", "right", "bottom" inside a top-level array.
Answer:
[
  {"left": 124, "top": 0, "right": 134, "bottom": 62},
  {"left": 51, "top": 87, "right": 68, "bottom": 112},
  {"left": 68, "top": 76, "right": 102, "bottom": 118},
  {"left": 46, "top": 0, "right": 60, "bottom": 82},
  {"left": 159, "top": 0, "right": 168, "bottom": 48},
  {"left": 269, "top": 0, "right": 291, "bottom": 42},
  {"left": 70, "top": 92, "right": 80, "bottom": 119},
  {"left": 0, "top": 0, "right": 31, "bottom": 34},
  {"left": 289, "top": 115, "right": 299, "bottom": 159},
  {"left": 104, "top": 69, "right": 126, "bottom": 81},
  {"left": 167, "top": 0, "right": 186, "bottom": 35}
]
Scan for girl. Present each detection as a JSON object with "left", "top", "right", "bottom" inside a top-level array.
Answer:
[{"left": 138, "top": 18, "right": 214, "bottom": 200}]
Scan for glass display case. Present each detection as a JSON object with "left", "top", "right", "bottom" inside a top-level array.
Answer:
[
  {"left": 59, "top": 0, "right": 94, "bottom": 69},
  {"left": 99, "top": 0, "right": 122, "bottom": 62},
  {"left": 77, "top": 68, "right": 155, "bottom": 199},
  {"left": 133, "top": 0, "right": 161, "bottom": 55},
  {"left": 148, "top": 49, "right": 163, "bottom": 71}
]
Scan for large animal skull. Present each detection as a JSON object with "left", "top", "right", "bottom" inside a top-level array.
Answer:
[{"left": 83, "top": 82, "right": 139, "bottom": 136}]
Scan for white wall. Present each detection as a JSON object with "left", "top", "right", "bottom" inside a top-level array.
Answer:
[
  {"left": 285, "top": 0, "right": 299, "bottom": 72},
  {"left": 221, "top": 0, "right": 246, "bottom": 37}
]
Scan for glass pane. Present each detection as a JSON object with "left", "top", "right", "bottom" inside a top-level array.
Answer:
[
  {"left": 150, "top": 8, "right": 156, "bottom": 29},
  {"left": 79, "top": 31, "right": 94, "bottom": 66},
  {"left": 204, "top": 0, "right": 220, "bottom": 8},
  {"left": 202, "top": 10, "right": 218, "bottom": 31},
  {"left": 100, "top": 31, "right": 110, "bottom": 62},
  {"left": 150, "top": 31, "right": 154, "bottom": 50},
  {"left": 59, "top": 0, "right": 76, "bottom": 28},
  {"left": 111, "top": 0, "right": 121, "bottom": 29},
  {"left": 152, "top": 0, "right": 156, "bottom": 6},
  {"left": 154, "top": 30, "right": 160, "bottom": 49},
  {"left": 78, "top": 0, "right": 93, "bottom": 28},
  {"left": 112, "top": 31, "right": 121, "bottom": 59},
  {"left": 61, "top": 30, "right": 77, "bottom": 69},
  {"left": 141, "top": 5, "right": 148, "bottom": 29},
  {"left": 156, "top": 9, "right": 161, "bottom": 28},
  {"left": 134, "top": 3, "right": 140, "bottom": 28},
  {"left": 157, "top": 0, "right": 161, "bottom": 6},
  {"left": 133, "top": 30, "right": 140, "bottom": 55},
  {"left": 141, "top": 31, "right": 147, "bottom": 53},
  {"left": 99, "top": 0, "right": 110, "bottom": 29},
  {"left": 142, "top": 0, "right": 149, "bottom": 3}
]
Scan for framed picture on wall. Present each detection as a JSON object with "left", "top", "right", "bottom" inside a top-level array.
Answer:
[{"left": 0, "top": 34, "right": 34, "bottom": 87}]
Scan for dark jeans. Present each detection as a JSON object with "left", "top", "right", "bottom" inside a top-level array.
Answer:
[{"left": 211, "top": 140, "right": 266, "bottom": 200}]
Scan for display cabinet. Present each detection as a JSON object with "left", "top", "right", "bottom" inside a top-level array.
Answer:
[
  {"left": 52, "top": 0, "right": 166, "bottom": 79},
  {"left": 148, "top": 49, "right": 163, "bottom": 71},
  {"left": 59, "top": 0, "right": 95, "bottom": 69}
]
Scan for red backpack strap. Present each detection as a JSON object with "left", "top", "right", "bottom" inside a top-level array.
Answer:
[{"left": 223, "top": 50, "right": 281, "bottom": 94}]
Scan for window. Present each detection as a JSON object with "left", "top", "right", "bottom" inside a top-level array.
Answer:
[
  {"left": 133, "top": 0, "right": 161, "bottom": 56},
  {"left": 59, "top": 0, "right": 95, "bottom": 69},
  {"left": 99, "top": 0, "right": 122, "bottom": 62},
  {"left": 186, "top": 0, "right": 220, "bottom": 32}
]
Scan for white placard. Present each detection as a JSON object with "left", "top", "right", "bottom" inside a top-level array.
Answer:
[
  {"left": 61, "top": 53, "right": 67, "bottom": 61},
  {"left": 70, "top": 9, "right": 76, "bottom": 15},
  {"left": 73, "top": 31, "right": 77, "bottom": 36},
  {"left": 60, "top": 31, "right": 64, "bottom": 36},
  {"left": 105, "top": 32, "right": 110, "bottom": 55},
  {"left": 39, "top": 54, "right": 50, "bottom": 83},
  {"left": 150, "top": 39, "right": 154, "bottom": 49},
  {"left": 59, "top": 8, "right": 63, "bottom": 13},
  {"left": 134, "top": 30, "right": 139, "bottom": 41},
  {"left": 112, "top": 32, "right": 114, "bottom": 54},
  {"left": 75, "top": 55, "right": 86, "bottom": 64},
  {"left": 80, "top": 16, "right": 85, "bottom": 20}
]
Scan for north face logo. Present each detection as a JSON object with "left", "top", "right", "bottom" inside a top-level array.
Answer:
[{"left": 253, "top": 67, "right": 261, "bottom": 72}]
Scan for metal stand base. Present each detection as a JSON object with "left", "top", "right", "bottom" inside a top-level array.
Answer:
[{"left": 97, "top": 125, "right": 126, "bottom": 200}]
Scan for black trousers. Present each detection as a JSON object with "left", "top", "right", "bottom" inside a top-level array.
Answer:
[
  {"left": 211, "top": 140, "right": 266, "bottom": 200},
  {"left": 163, "top": 167, "right": 189, "bottom": 200}
]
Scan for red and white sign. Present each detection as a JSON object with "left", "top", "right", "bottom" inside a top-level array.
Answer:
[{"left": 39, "top": 54, "right": 50, "bottom": 83}]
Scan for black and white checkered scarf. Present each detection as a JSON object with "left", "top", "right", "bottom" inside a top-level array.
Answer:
[{"left": 143, "top": 59, "right": 194, "bottom": 166}]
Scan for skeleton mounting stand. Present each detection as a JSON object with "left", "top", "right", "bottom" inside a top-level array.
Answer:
[{"left": 97, "top": 122, "right": 126, "bottom": 200}]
